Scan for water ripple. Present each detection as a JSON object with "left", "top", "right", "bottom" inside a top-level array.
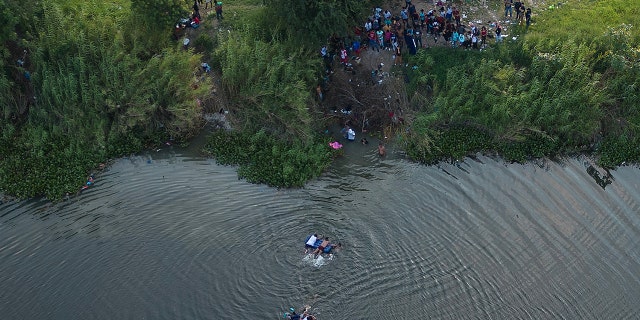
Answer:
[{"left": 1, "top": 153, "right": 639, "bottom": 319}]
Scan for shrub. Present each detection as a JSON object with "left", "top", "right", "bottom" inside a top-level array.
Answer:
[{"left": 203, "top": 130, "right": 335, "bottom": 187}]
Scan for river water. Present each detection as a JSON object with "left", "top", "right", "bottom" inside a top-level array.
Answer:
[{"left": 1, "top": 140, "right": 639, "bottom": 319}]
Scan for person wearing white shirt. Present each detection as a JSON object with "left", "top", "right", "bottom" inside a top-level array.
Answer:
[{"left": 347, "top": 128, "right": 356, "bottom": 141}]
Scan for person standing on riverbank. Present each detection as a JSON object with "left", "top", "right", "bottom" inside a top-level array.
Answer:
[
  {"left": 480, "top": 25, "right": 488, "bottom": 47},
  {"left": 495, "top": 23, "right": 503, "bottom": 42},
  {"left": 193, "top": 1, "right": 200, "bottom": 17},
  {"left": 504, "top": 0, "right": 513, "bottom": 19},
  {"left": 215, "top": 1, "right": 223, "bottom": 20},
  {"left": 394, "top": 45, "right": 402, "bottom": 66}
]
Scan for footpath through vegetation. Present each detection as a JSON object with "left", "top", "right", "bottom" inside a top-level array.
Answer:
[{"left": 1, "top": 0, "right": 639, "bottom": 200}]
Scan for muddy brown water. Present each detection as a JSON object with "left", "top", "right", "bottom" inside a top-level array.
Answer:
[{"left": 1, "top": 136, "right": 639, "bottom": 319}]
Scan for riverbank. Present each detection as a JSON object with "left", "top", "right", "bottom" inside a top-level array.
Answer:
[
  {"left": 0, "top": 0, "right": 211, "bottom": 200},
  {"left": 2, "top": 0, "right": 638, "bottom": 200},
  {"left": 393, "top": 0, "right": 640, "bottom": 167}
]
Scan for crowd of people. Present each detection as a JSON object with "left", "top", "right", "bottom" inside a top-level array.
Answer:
[
  {"left": 316, "top": 0, "right": 535, "bottom": 154},
  {"left": 322, "top": 0, "right": 534, "bottom": 70}
]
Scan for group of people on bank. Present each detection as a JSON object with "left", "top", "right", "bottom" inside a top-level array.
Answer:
[
  {"left": 322, "top": 0, "right": 534, "bottom": 67},
  {"left": 339, "top": 124, "right": 386, "bottom": 157}
]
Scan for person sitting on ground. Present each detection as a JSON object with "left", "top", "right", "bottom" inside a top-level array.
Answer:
[{"left": 191, "top": 15, "right": 200, "bottom": 27}]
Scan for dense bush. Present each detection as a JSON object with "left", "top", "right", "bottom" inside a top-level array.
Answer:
[
  {"left": 264, "top": 0, "right": 371, "bottom": 46},
  {"left": 213, "top": 29, "right": 320, "bottom": 141},
  {"left": 0, "top": 0, "right": 210, "bottom": 199},
  {"left": 203, "top": 130, "right": 336, "bottom": 187},
  {"left": 403, "top": 0, "right": 640, "bottom": 167},
  {"left": 3, "top": 0, "right": 640, "bottom": 199}
]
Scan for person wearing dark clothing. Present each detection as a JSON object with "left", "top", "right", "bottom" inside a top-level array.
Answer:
[
  {"left": 288, "top": 312, "right": 301, "bottom": 320},
  {"left": 215, "top": 1, "right": 223, "bottom": 20},
  {"left": 504, "top": 0, "right": 513, "bottom": 18},
  {"left": 193, "top": 1, "right": 199, "bottom": 16},
  {"left": 480, "top": 26, "right": 488, "bottom": 47}
]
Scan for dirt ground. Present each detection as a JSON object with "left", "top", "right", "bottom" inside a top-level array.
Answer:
[
  {"left": 193, "top": 0, "right": 546, "bottom": 133},
  {"left": 319, "top": 0, "right": 548, "bottom": 138}
]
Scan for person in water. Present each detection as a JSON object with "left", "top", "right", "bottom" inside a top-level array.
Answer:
[
  {"left": 312, "top": 237, "right": 330, "bottom": 255},
  {"left": 341, "top": 124, "right": 356, "bottom": 141},
  {"left": 301, "top": 306, "right": 316, "bottom": 320},
  {"left": 302, "top": 312, "right": 316, "bottom": 320},
  {"left": 347, "top": 127, "right": 356, "bottom": 141},
  {"left": 287, "top": 311, "right": 301, "bottom": 320},
  {"left": 312, "top": 238, "right": 342, "bottom": 256},
  {"left": 378, "top": 142, "right": 386, "bottom": 156},
  {"left": 287, "top": 306, "right": 316, "bottom": 320}
]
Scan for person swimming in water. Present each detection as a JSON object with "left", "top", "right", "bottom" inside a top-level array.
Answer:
[
  {"left": 312, "top": 238, "right": 342, "bottom": 256},
  {"left": 287, "top": 311, "right": 301, "bottom": 320},
  {"left": 302, "top": 311, "right": 316, "bottom": 320},
  {"left": 287, "top": 306, "right": 316, "bottom": 320},
  {"left": 378, "top": 142, "right": 386, "bottom": 156},
  {"left": 312, "top": 237, "right": 330, "bottom": 255}
]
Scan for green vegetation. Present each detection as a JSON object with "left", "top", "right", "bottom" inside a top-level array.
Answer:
[
  {"left": 203, "top": 130, "right": 337, "bottom": 187},
  {"left": 0, "top": 0, "right": 208, "bottom": 199},
  {"left": 201, "top": 0, "right": 371, "bottom": 186},
  {"left": 403, "top": 0, "right": 640, "bottom": 167},
  {"left": 2, "top": 0, "right": 639, "bottom": 199}
]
